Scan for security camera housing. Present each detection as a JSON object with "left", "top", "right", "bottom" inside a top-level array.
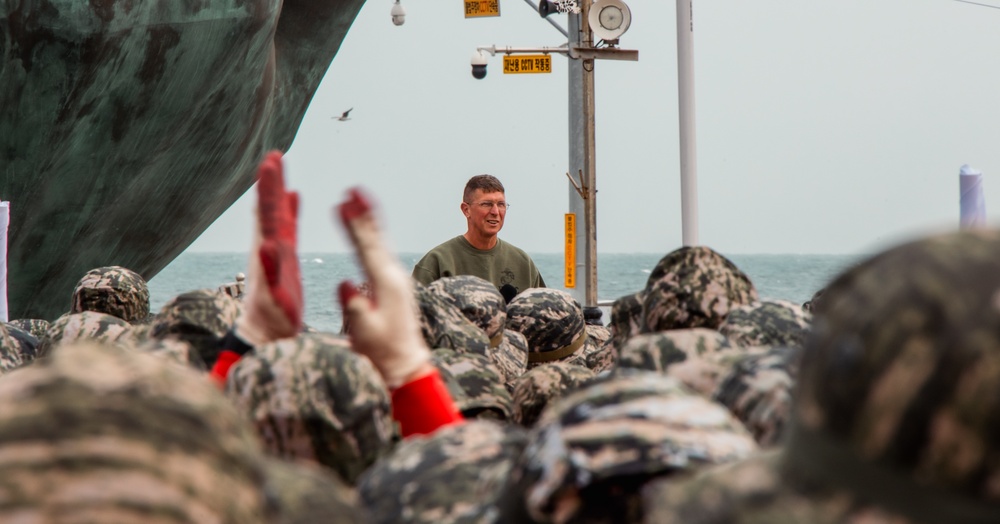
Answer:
[{"left": 470, "top": 51, "right": 488, "bottom": 80}]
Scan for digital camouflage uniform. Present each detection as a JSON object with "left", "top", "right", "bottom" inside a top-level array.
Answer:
[
  {"left": 501, "top": 369, "right": 758, "bottom": 523},
  {"left": 136, "top": 336, "right": 208, "bottom": 371},
  {"left": 416, "top": 283, "right": 492, "bottom": 357},
  {"left": 641, "top": 246, "right": 757, "bottom": 333},
  {"left": 3, "top": 322, "right": 38, "bottom": 365},
  {"left": 712, "top": 346, "right": 801, "bottom": 447},
  {"left": 149, "top": 288, "right": 242, "bottom": 367},
  {"left": 511, "top": 361, "right": 595, "bottom": 427},
  {"left": 608, "top": 291, "right": 643, "bottom": 352},
  {"left": 262, "top": 458, "right": 366, "bottom": 524},
  {"left": 358, "top": 420, "right": 528, "bottom": 524},
  {"left": 506, "top": 288, "right": 597, "bottom": 370},
  {"left": 0, "top": 342, "right": 272, "bottom": 523},
  {"left": 719, "top": 299, "right": 812, "bottom": 348},
  {"left": 615, "top": 328, "right": 744, "bottom": 397},
  {"left": 8, "top": 318, "right": 49, "bottom": 340},
  {"left": 427, "top": 274, "right": 507, "bottom": 345},
  {"left": 432, "top": 348, "right": 514, "bottom": 421},
  {"left": 0, "top": 322, "right": 24, "bottom": 375},
  {"left": 492, "top": 329, "right": 529, "bottom": 392},
  {"left": 37, "top": 310, "right": 133, "bottom": 357},
  {"left": 225, "top": 332, "right": 395, "bottom": 486},
  {"left": 426, "top": 274, "right": 527, "bottom": 387},
  {"left": 70, "top": 265, "right": 150, "bottom": 323},
  {"left": 644, "top": 230, "right": 1000, "bottom": 524}
]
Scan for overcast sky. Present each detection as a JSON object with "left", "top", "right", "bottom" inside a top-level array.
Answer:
[{"left": 187, "top": 0, "right": 1000, "bottom": 256}]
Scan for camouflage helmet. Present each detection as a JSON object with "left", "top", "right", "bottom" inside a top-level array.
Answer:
[
  {"left": 149, "top": 288, "right": 241, "bottom": 367},
  {"left": 225, "top": 332, "right": 395, "bottom": 486},
  {"left": 719, "top": 299, "right": 812, "bottom": 348},
  {"left": 615, "top": 328, "right": 742, "bottom": 397},
  {"left": 262, "top": 458, "right": 365, "bottom": 524},
  {"left": 427, "top": 275, "right": 507, "bottom": 343},
  {"left": 3, "top": 322, "right": 38, "bottom": 364},
  {"left": 0, "top": 341, "right": 270, "bottom": 522},
  {"left": 38, "top": 311, "right": 132, "bottom": 357},
  {"left": 432, "top": 348, "right": 513, "bottom": 420},
  {"left": 609, "top": 291, "right": 643, "bottom": 351},
  {"left": 506, "top": 288, "right": 589, "bottom": 366},
  {"left": 511, "top": 361, "right": 595, "bottom": 427},
  {"left": 358, "top": 420, "right": 528, "bottom": 524},
  {"left": 416, "top": 284, "right": 492, "bottom": 357},
  {"left": 489, "top": 329, "right": 529, "bottom": 392},
  {"left": 713, "top": 346, "right": 801, "bottom": 447},
  {"left": 801, "top": 286, "right": 826, "bottom": 313},
  {"left": 136, "top": 336, "right": 208, "bottom": 371},
  {"left": 582, "top": 325, "right": 616, "bottom": 373},
  {"left": 641, "top": 246, "right": 757, "bottom": 332},
  {"left": 501, "top": 370, "right": 758, "bottom": 523},
  {"left": 0, "top": 322, "right": 25, "bottom": 375},
  {"left": 8, "top": 318, "right": 50, "bottom": 340},
  {"left": 70, "top": 265, "right": 150, "bottom": 322},
  {"left": 647, "top": 231, "right": 1000, "bottom": 524}
]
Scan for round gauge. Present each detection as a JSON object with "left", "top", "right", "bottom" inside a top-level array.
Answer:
[{"left": 589, "top": 0, "right": 631, "bottom": 41}]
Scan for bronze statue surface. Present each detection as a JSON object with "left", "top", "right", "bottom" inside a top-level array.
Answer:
[{"left": 1, "top": 0, "right": 365, "bottom": 319}]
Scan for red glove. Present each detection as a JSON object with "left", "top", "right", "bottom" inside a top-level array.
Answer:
[{"left": 256, "top": 151, "right": 303, "bottom": 330}]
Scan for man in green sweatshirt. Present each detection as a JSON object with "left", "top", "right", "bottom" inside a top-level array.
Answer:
[{"left": 412, "top": 175, "right": 545, "bottom": 301}]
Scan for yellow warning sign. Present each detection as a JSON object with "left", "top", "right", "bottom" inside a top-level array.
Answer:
[
  {"left": 465, "top": 0, "right": 500, "bottom": 17},
  {"left": 565, "top": 214, "right": 576, "bottom": 288},
  {"left": 503, "top": 55, "right": 552, "bottom": 74}
]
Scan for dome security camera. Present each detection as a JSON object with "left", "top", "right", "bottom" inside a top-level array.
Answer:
[
  {"left": 391, "top": 1, "right": 405, "bottom": 26},
  {"left": 470, "top": 50, "right": 488, "bottom": 80}
]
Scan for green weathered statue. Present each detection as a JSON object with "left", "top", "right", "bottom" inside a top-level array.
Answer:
[{"left": 0, "top": 1, "right": 365, "bottom": 318}]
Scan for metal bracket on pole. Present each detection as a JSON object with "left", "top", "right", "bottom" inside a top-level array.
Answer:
[
  {"left": 569, "top": 46, "right": 638, "bottom": 61},
  {"left": 565, "top": 170, "right": 585, "bottom": 198}
]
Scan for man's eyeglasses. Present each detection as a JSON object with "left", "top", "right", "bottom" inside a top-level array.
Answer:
[{"left": 467, "top": 201, "right": 509, "bottom": 211}]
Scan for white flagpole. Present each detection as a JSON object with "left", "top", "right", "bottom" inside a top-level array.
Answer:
[{"left": 677, "top": 0, "right": 699, "bottom": 246}]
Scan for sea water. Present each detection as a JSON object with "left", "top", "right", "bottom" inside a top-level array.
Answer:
[{"left": 148, "top": 252, "right": 863, "bottom": 333}]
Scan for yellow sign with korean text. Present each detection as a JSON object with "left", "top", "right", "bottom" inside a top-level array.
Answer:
[
  {"left": 503, "top": 55, "right": 552, "bottom": 75},
  {"left": 565, "top": 214, "right": 576, "bottom": 288},
  {"left": 465, "top": 0, "right": 500, "bottom": 17}
]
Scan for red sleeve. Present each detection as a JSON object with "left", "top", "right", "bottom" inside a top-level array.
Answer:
[
  {"left": 391, "top": 368, "right": 464, "bottom": 437},
  {"left": 209, "top": 350, "right": 243, "bottom": 387}
]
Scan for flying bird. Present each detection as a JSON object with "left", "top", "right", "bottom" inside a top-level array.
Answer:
[{"left": 334, "top": 108, "right": 353, "bottom": 121}]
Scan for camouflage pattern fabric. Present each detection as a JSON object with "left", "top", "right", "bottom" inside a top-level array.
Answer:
[
  {"left": 262, "top": 458, "right": 366, "bottom": 524},
  {"left": 719, "top": 299, "right": 812, "bottom": 348},
  {"left": 70, "top": 265, "right": 150, "bottom": 323},
  {"left": 37, "top": 310, "right": 132, "bottom": 358},
  {"left": 608, "top": 291, "right": 643, "bottom": 352},
  {"left": 8, "top": 318, "right": 49, "bottom": 340},
  {"left": 3, "top": 322, "right": 39, "bottom": 365},
  {"left": 643, "top": 231, "right": 1000, "bottom": 523},
  {"left": 149, "top": 288, "right": 241, "bottom": 367},
  {"left": 511, "top": 362, "right": 595, "bottom": 427},
  {"left": 489, "top": 329, "right": 529, "bottom": 392},
  {"left": 615, "top": 329, "right": 743, "bottom": 397},
  {"left": 416, "top": 284, "right": 492, "bottom": 357},
  {"left": 432, "top": 348, "right": 513, "bottom": 420},
  {"left": 501, "top": 370, "right": 758, "bottom": 524},
  {"left": 713, "top": 346, "right": 801, "bottom": 447},
  {"left": 0, "top": 322, "right": 24, "bottom": 374},
  {"left": 641, "top": 246, "right": 758, "bottom": 332},
  {"left": 427, "top": 275, "right": 507, "bottom": 342},
  {"left": 506, "top": 288, "right": 588, "bottom": 366},
  {"left": 0, "top": 342, "right": 271, "bottom": 523},
  {"left": 358, "top": 420, "right": 528, "bottom": 524},
  {"left": 642, "top": 451, "right": 916, "bottom": 524},
  {"left": 136, "top": 336, "right": 208, "bottom": 371},
  {"left": 226, "top": 332, "right": 395, "bottom": 486},
  {"left": 582, "top": 325, "right": 616, "bottom": 372}
]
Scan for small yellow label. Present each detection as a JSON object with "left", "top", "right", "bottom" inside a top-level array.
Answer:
[
  {"left": 465, "top": 0, "right": 500, "bottom": 17},
  {"left": 565, "top": 214, "right": 576, "bottom": 288},
  {"left": 503, "top": 55, "right": 553, "bottom": 74}
]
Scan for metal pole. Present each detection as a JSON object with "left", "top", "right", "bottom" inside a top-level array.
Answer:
[
  {"left": 580, "top": 0, "right": 598, "bottom": 311},
  {"left": 567, "top": 14, "right": 587, "bottom": 308},
  {"left": 677, "top": 0, "right": 699, "bottom": 245}
]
